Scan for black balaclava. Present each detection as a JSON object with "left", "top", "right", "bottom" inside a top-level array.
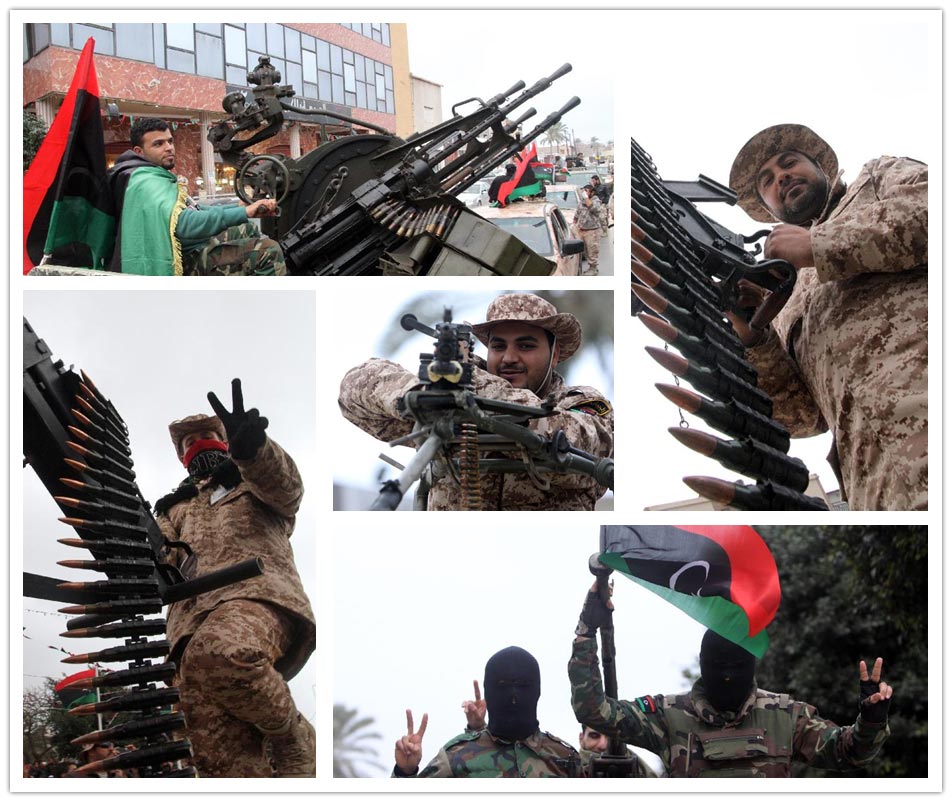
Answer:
[
  {"left": 484, "top": 646, "right": 541, "bottom": 741},
  {"left": 699, "top": 630, "right": 756, "bottom": 714},
  {"left": 182, "top": 439, "right": 229, "bottom": 479}
]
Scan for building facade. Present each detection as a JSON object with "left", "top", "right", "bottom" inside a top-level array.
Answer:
[{"left": 23, "top": 22, "right": 410, "bottom": 197}]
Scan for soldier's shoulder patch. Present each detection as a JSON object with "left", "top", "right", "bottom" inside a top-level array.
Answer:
[
  {"left": 634, "top": 695, "right": 660, "bottom": 714},
  {"left": 570, "top": 398, "right": 612, "bottom": 416}
]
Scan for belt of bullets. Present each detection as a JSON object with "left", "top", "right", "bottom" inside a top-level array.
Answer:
[{"left": 630, "top": 139, "right": 828, "bottom": 511}]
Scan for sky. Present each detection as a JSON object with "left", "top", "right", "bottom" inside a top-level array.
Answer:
[
  {"left": 17, "top": 290, "right": 320, "bottom": 732},
  {"left": 405, "top": 12, "right": 614, "bottom": 145}
]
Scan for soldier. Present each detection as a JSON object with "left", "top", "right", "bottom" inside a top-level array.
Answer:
[
  {"left": 589, "top": 174, "right": 612, "bottom": 234},
  {"left": 569, "top": 586, "right": 893, "bottom": 777},
  {"left": 726, "top": 124, "right": 927, "bottom": 510},
  {"left": 578, "top": 725, "right": 658, "bottom": 778},
  {"left": 338, "top": 293, "right": 613, "bottom": 510},
  {"left": 392, "top": 647, "right": 581, "bottom": 778},
  {"left": 574, "top": 185, "right": 603, "bottom": 275},
  {"left": 155, "top": 379, "right": 316, "bottom": 777},
  {"left": 106, "top": 117, "right": 286, "bottom": 275}
]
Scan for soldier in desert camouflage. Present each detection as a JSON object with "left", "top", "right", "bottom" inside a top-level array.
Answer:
[
  {"left": 392, "top": 647, "right": 582, "bottom": 778},
  {"left": 156, "top": 379, "right": 315, "bottom": 777},
  {"left": 726, "top": 124, "right": 927, "bottom": 510},
  {"left": 338, "top": 293, "right": 613, "bottom": 510},
  {"left": 570, "top": 589, "right": 892, "bottom": 777}
]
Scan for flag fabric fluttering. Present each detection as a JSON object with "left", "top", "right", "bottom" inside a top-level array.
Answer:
[
  {"left": 23, "top": 37, "right": 114, "bottom": 274},
  {"left": 497, "top": 142, "right": 544, "bottom": 206},
  {"left": 598, "top": 524, "right": 781, "bottom": 658},
  {"left": 53, "top": 667, "right": 97, "bottom": 709}
]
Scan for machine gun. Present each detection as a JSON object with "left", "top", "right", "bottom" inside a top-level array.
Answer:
[
  {"left": 23, "top": 319, "right": 264, "bottom": 776},
  {"left": 586, "top": 554, "right": 639, "bottom": 778},
  {"left": 630, "top": 138, "right": 829, "bottom": 511},
  {"left": 368, "top": 308, "right": 614, "bottom": 511},
  {"left": 208, "top": 57, "right": 580, "bottom": 276}
]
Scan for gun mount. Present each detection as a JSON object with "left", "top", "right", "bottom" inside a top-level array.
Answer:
[
  {"left": 369, "top": 308, "right": 613, "bottom": 511},
  {"left": 208, "top": 58, "right": 580, "bottom": 276},
  {"left": 23, "top": 319, "right": 264, "bottom": 776},
  {"left": 630, "top": 138, "right": 829, "bottom": 512}
]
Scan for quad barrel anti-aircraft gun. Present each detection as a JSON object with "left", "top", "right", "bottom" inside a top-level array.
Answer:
[{"left": 207, "top": 57, "right": 580, "bottom": 276}]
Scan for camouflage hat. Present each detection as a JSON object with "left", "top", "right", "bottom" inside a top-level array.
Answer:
[
  {"left": 471, "top": 293, "right": 581, "bottom": 360},
  {"left": 729, "top": 124, "right": 838, "bottom": 223},
  {"left": 168, "top": 414, "right": 226, "bottom": 454}
]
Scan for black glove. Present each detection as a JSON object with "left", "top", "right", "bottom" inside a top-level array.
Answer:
[
  {"left": 576, "top": 587, "right": 612, "bottom": 638},
  {"left": 207, "top": 378, "right": 269, "bottom": 460},
  {"left": 859, "top": 676, "right": 891, "bottom": 724}
]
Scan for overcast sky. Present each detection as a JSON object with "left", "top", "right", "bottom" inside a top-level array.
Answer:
[{"left": 406, "top": 12, "right": 614, "bottom": 144}]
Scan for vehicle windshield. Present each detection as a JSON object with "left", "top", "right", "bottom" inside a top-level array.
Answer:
[
  {"left": 490, "top": 216, "right": 554, "bottom": 256},
  {"left": 545, "top": 189, "right": 579, "bottom": 210}
]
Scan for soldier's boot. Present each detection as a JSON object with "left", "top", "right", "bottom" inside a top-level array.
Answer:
[{"left": 259, "top": 709, "right": 316, "bottom": 777}]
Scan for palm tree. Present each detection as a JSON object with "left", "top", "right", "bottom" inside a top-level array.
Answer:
[
  {"left": 543, "top": 122, "right": 568, "bottom": 159},
  {"left": 333, "top": 704, "right": 386, "bottom": 778},
  {"left": 589, "top": 136, "right": 602, "bottom": 160}
]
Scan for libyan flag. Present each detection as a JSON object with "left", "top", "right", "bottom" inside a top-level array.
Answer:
[
  {"left": 496, "top": 142, "right": 543, "bottom": 206},
  {"left": 54, "top": 668, "right": 97, "bottom": 709},
  {"left": 23, "top": 37, "right": 114, "bottom": 274},
  {"left": 598, "top": 524, "right": 781, "bottom": 658}
]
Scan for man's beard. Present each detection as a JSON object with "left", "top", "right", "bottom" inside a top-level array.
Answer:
[{"left": 780, "top": 174, "right": 828, "bottom": 224}]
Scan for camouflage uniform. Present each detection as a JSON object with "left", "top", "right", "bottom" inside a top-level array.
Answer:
[
  {"left": 157, "top": 436, "right": 315, "bottom": 777},
  {"left": 568, "top": 637, "right": 889, "bottom": 777},
  {"left": 573, "top": 196, "right": 603, "bottom": 274},
  {"left": 733, "top": 139, "right": 927, "bottom": 509},
  {"left": 182, "top": 221, "right": 287, "bottom": 276},
  {"left": 396, "top": 729, "right": 581, "bottom": 778},
  {"left": 338, "top": 360, "right": 613, "bottom": 510}
]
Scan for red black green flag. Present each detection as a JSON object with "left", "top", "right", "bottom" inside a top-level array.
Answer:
[
  {"left": 497, "top": 142, "right": 544, "bottom": 206},
  {"left": 598, "top": 524, "right": 780, "bottom": 657},
  {"left": 23, "top": 38, "right": 114, "bottom": 274},
  {"left": 53, "top": 667, "right": 97, "bottom": 709}
]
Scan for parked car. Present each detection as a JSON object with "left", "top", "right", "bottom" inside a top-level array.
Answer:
[
  {"left": 456, "top": 179, "right": 491, "bottom": 207},
  {"left": 543, "top": 184, "right": 584, "bottom": 214},
  {"left": 475, "top": 199, "right": 584, "bottom": 276}
]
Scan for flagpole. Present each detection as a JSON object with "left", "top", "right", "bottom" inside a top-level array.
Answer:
[{"left": 95, "top": 665, "right": 102, "bottom": 734}]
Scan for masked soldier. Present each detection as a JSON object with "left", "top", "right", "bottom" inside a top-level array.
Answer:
[
  {"left": 393, "top": 646, "right": 581, "bottom": 778},
  {"left": 569, "top": 587, "right": 892, "bottom": 777},
  {"left": 726, "top": 124, "right": 927, "bottom": 510},
  {"left": 156, "top": 379, "right": 315, "bottom": 777}
]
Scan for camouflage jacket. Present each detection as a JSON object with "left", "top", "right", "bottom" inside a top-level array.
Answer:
[
  {"left": 747, "top": 156, "right": 927, "bottom": 510},
  {"left": 569, "top": 637, "right": 889, "bottom": 777},
  {"left": 338, "top": 359, "right": 613, "bottom": 510},
  {"left": 396, "top": 728, "right": 582, "bottom": 777},
  {"left": 157, "top": 437, "right": 316, "bottom": 679},
  {"left": 574, "top": 196, "right": 603, "bottom": 231}
]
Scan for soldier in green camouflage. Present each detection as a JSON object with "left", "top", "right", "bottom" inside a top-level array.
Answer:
[
  {"left": 392, "top": 647, "right": 582, "bottom": 778},
  {"left": 578, "top": 725, "right": 659, "bottom": 777},
  {"left": 569, "top": 587, "right": 893, "bottom": 777}
]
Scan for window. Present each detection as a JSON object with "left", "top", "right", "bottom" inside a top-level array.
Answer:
[
  {"left": 165, "top": 23, "right": 194, "bottom": 51},
  {"left": 224, "top": 25, "right": 246, "bottom": 66},
  {"left": 285, "top": 26, "right": 301, "bottom": 62},
  {"left": 115, "top": 23, "right": 154, "bottom": 62},
  {"left": 266, "top": 23, "right": 284, "bottom": 58},
  {"left": 73, "top": 24, "right": 114, "bottom": 55},
  {"left": 246, "top": 23, "right": 266, "bottom": 53},
  {"left": 196, "top": 32, "right": 223, "bottom": 79}
]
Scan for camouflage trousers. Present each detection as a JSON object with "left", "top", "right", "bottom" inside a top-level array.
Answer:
[
  {"left": 174, "top": 599, "right": 295, "bottom": 777},
  {"left": 579, "top": 228, "right": 600, "bottom": 274},
  {"left": 183, "top": 223, "right": 287, "bottom": 276}
]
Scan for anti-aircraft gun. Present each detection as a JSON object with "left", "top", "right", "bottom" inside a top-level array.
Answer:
[
  {"left": 23, "top": 319, "right": 264, "bottom": 776},
  {"left": 630, "top": 138, "right": 830, "bottom": 511},
  {"left": 367, "top": 308, "right": 614, "bottom": 511},
  {"left": 207, "top": 57, "right": 580, "bottom": 276}
]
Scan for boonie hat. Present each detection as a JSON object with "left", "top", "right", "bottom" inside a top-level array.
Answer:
[
  {"left": 168, "top": 414, "right": 226, "bottom": 454},
  {"left": 472, "top": 293, "right": 581, "bottom": 361},
  {"left": 729, "top": 123, "right": 838, "bottom": 223}
]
